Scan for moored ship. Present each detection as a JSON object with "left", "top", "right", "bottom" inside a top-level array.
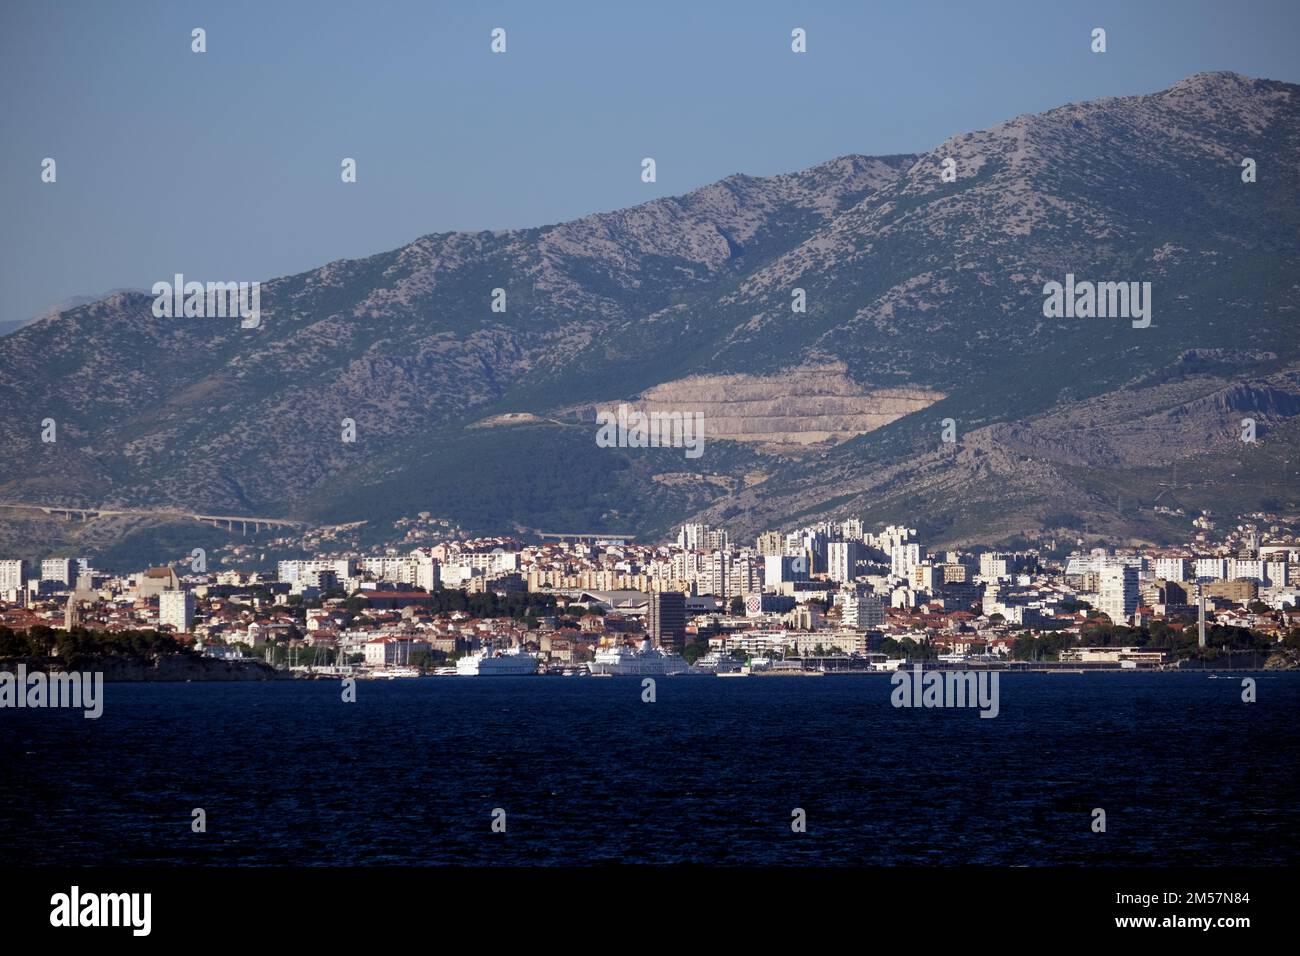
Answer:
[
  {"left": 455, "top": 648, "right": 539, "bottom": 676},
  {"left": 690, "top": 651, "right": 745, "bottom": 675},
  {"left": 588, "top": 640, "right": 690, "bottom": 676}
]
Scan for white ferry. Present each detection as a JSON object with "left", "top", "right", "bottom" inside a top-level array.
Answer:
[
  {"left": 455, "top": 648, "right": 539, "bottom": 676},
  {"left": 690, "top": 651, "right": 745, "bottom": 675},
  {"left": 358, "top": 665, "right": 421, "bottom": 679},
  {"left": 588, "top": 640, "right": 690, "bottom": 676}
]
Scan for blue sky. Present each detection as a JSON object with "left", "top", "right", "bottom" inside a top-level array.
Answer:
[{"left": 2, "top": 0, "right": 1297, "bottom": 320}]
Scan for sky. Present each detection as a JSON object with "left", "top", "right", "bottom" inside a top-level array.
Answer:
[{"left": 2, "top": 0, "right": 1298, "bottom": 321}]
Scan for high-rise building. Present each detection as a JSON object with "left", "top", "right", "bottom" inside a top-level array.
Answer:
[
  {"left": 41, "top": 558, "right": 75, "bottom": 587},
  {"left": 159, "top": 589, "right": 196, "bottom": 633},
  {"left": 670, "top": 551, "right": 705, "bottom": 589},
  {"left": 827, "top": 541, "right": 863, "bottom": 583},
  {"left": 678, "top": 523, "right": 729, "bottom": 552},
  {"left": 1194, "top": 558, "right": 1227, "bottom": 582},
  {"left": 362, "top": 556, "right": 417, "bottom": 584},
  {"left": 838, "top": 517, "right": 865, "bottom": 542},
  {"left": 647, "top": 591, "right": 687, "bottom": 650},
  {"left": 764, "top": 554, "right": 808, "bottom": 585},
  {"left": 1154, "top": 557, "right": 1188, "bottom": 581},
  {"left": 700, "top": 551, "right": 731, "bottom": 597},
  {"left": 840, "top": 587, "right": 885, "bottom": 627},
  {"left": 0, "top": 559, "right": 26, "bottom": 596},
  {"left": 890, "top": 544, "right": 925, "bottom": 579},
  {"left": 1227, "top": 558, "right": 1265, "bottom": 582},
  {"left": 278, "top": 558, "right": 356, "bottom": 584},
  {"left": 1098, "top": 564, "right": 1139, "bottom": 625},
  {"left": 755, "top": 531, "right": 784, "bottom": 556},
  {"left": 413, "top": 552, "right": 440, "bottom": 591},
  {"left": 731, "top": 553, "right": 763, "bottom": 597},
  {"left": 979, "top": 552, "right": 1011, "bottom": 580},
  {"left": 938, "top": 563, "right": 969, "bottom": 584},
  {"left": 874, "top": 525, "right": 916, "bottom": 553},
  {"left": 911, "top": 563, "right": 941, "bottom": 593}
]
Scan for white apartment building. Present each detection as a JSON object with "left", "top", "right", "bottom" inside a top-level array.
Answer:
[
  {"left": 1227, "top": 558, "right": 1265, "bottom": 582},
  {"left": 890, "top": 544, "right": 925, "bottom": 579},
  {"left": 293, "top": 569, "right": 339, "bottom": 592},
  {"left": 873, "top": 525, "right": 916, "bottom": 553},
  {"left": 1099, "top": 564, "right": 1139, "bottom": 625},
  {"left": 911, "top": 563, "right": 941, "bottom": 593},
  {"left": 839, "top": 587, "right": 885, "bottom": 627},
  {"left": 278, "top": 558, "right": 356, "bottom": 584},
  {"left": 41, "top": 557, "right": 75, "bottom": 587},
  {"left": 455, "top": 550, "right": 520, "bottom": 574},
  {"left": 412, "top": 552, "right": 440, "bottom": 591},
  {"left": 671, "top": 550, "right": 705, "bottom": 585},
  {"left": 678, "top": 523, "right": 729, "bottom": 552},
  {"left": 838, "top": 518, "right": 865, "bottom": 542},
  {"left": 698, "top": 551, "right": 731, "bottom": 597},
  {"left": 715, "top": 630, "right": 792, "bottom": 657},
  {"left": 438, "top": 564, "right": 478, "bottom": 588},
  {"left": 159, "top": 589, "right": 196, "bottom": 633},
  {"left": 1194, "top": 558, "right": 1227, "bottom": 582},
  {"left": 1154, "top": 557, "right": 1188, "bottom": 581},
  {"left": 764, "top": 554, "right": 808, "bottom": 585},
  {"left": 732, "top": 553, "right": 763, "bottom": 596},
  {"left": 828, "top": 541, "right": 863, "bottom": 584},
  {"left": 362, "top": 556, "right": 417, "bottom": 584},
  {"left": 0, "top": 559, "right": 26, "bottom": 596},
  {"left": 979, "top": 552, "right": 1011, "bottom": 580}
]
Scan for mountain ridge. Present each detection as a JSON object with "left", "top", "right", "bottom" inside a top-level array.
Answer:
[{"left": 2, "top": 71, "right": 1297, "bottom": 565}]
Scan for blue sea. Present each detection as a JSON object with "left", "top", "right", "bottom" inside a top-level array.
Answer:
[{"left": 3, "top": 673, "right": 1297, "bottom": 866}]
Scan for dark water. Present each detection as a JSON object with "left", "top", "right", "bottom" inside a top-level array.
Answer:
[{"left": 3, "top": 673, "right": 1297, "bottom": 866}]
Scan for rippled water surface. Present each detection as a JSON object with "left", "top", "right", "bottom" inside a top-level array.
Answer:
[{"left": 3, "top": 672, "right": 1297, "bottom": 865}]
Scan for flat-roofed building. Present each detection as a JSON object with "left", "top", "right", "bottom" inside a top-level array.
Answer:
[
  {"left": 1099, "top": 564, "right": 1139, "bottom": 625},
  {"left": 1059, "top": 646, "right": 1169, "bottom": 666},
  {"left": 159, "top": 589, "right": 195, "bottom": 633},
  {"left": 0, "top": 559, "right": 26, "bottom": 597},
  {"left": 647, "top": 591, "right": 687, "bottom": 651},
  {"left": 138, "top": 566, "right": 180, "bottom": 598}
]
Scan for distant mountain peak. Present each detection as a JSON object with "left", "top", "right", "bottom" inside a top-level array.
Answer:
[{"left": 1, "top": 73, "right": 1297, "bottom": 555}]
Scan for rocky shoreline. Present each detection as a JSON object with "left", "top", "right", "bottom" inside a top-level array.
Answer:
[{"left": 1, "top": 654, "right": 287, "bottom": 682}]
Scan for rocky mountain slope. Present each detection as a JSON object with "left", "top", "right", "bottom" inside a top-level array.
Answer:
[{"left": 1, "top": 72, "right": 1297, "bottom": 563}]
